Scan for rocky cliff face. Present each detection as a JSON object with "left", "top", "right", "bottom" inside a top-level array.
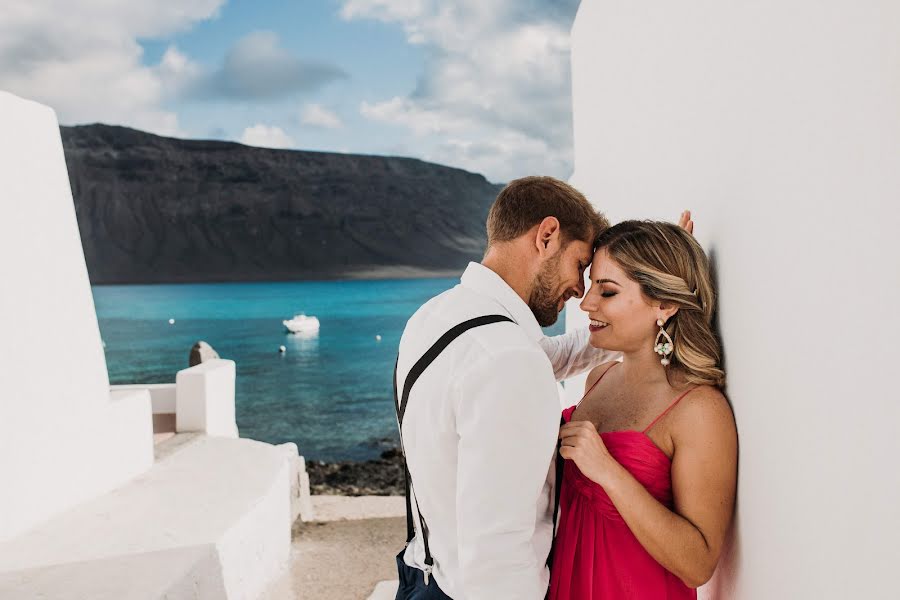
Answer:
[{"left": 61, "top": 124, "right": 503, "bottom": 284}]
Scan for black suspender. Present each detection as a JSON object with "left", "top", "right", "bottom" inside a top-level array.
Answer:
[
  {"left": 546, "top": 414, "right": 566, "bottom": 569},
  {"left": 394, "top": 314, "right": 514, "bottom": 585}
]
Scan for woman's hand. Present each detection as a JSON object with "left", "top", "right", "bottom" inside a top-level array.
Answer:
[
  {"left": 559, "top": 420, "right": 619, "bottom": 487},
  {"left": 677, "top": 210, "right": 694, "bottom": 235}
]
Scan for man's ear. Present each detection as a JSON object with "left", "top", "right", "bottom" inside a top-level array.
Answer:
[{"left": 535, "top": 216, "right": 561, "bottom": 256}]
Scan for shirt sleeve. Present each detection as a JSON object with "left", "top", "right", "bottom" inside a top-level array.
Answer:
[
  {"left": 454, "top": 346, "right": 561, "bottom": 600},
  {"left": 538, "top": 327, "right": 622, "bottom": 381}
]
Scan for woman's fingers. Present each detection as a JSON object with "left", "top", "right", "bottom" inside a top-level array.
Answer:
[
  {"left": 677, "top": 210, "right": 694, "bottom": 235},
  {"left": 560, "top": 420, "right": 598, "bottom": 439}
]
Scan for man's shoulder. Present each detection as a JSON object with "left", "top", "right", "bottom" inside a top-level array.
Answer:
[{"left": 401, "top": 285, "right": 535, "bottom": 360}]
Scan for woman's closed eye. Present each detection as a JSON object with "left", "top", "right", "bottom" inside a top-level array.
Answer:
[{"left": 601, "top": 291, "right": 617, "bottom": 298}]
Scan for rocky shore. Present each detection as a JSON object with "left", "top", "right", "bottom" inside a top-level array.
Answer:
[{"left": 306, "top": 448, "right": 405, "bottom": 496}]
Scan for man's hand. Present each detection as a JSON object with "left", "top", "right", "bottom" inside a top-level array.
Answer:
[{"left": 677, "top": 210, "right": 694, "bottom": 235}]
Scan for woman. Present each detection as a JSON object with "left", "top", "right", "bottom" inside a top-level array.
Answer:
[{"left": 549, "top": 220, "right": 737, "bottom": 599}]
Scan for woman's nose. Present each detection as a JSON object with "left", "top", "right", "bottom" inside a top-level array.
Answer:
[{"left": 580, "top": 290, "right": 595, "bottom": 312}]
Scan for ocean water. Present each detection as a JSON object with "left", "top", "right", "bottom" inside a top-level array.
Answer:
[{"left": 93, "top": 278, "right": 564, "bottom": 461}]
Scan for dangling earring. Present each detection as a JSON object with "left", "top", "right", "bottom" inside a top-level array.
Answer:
[{"left": 654, "top": 318, "right": 674, "bottom": 366}]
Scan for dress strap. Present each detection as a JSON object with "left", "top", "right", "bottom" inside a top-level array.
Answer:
[
  {"left": 576, "top": 361, "right": 620, "bottom": 407},
  {"left": 643, "top": 386, "right": 698, "bottom": 434}
]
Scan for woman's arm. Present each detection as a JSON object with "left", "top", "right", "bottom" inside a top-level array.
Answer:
[{"left": 559, "top": 387, "right": 737, "bottom": 588}]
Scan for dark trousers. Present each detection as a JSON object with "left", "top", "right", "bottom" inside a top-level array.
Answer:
[{"left": 395, "top": 549, "right": 453, "bottom": 599}]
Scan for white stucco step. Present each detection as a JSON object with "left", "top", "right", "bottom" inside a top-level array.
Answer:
[
  {"left": 311, "top": 495, "right": 405, "bottom": 522},
  {"left": 0, "top": 435, "right": 294, "bottom": 600}
]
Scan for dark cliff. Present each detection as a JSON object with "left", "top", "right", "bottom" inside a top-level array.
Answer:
[{"left": 61, "top": 124, "right": 503, "bottom": 284}]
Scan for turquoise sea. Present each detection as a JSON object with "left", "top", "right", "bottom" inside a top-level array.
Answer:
[{"left": 93, "top": 278, "right": 564, "bottom": 461}]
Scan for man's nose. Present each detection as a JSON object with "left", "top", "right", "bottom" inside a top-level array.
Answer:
[{"left": 573, "top": 279, "right": 585, "bottom": 299}]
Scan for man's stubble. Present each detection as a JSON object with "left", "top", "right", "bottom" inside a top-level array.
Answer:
[{"left": 528, "top": 250, "right": 563, "bottom": 328}]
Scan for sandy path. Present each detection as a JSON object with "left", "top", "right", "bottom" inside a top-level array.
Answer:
[{"left": 287, "top": 516, "right": 404, "bottom": 600}]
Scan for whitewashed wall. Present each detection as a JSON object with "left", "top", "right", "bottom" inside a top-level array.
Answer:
[
  {"left": 567, "top": 1, "right": 900, "bottom": 597},
  {"left": 0, "top": 91, "right": 153, "bottom": 542}
]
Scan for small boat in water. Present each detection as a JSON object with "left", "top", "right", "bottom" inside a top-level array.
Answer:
[{"left": 283, "top": 313, "right": 320, "bottom": 334}]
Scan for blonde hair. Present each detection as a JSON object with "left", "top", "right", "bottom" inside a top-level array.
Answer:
[{"left": 595, "top": 220, "right": 726, "bottom": 388}]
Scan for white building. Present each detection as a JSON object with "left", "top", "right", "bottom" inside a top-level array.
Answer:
[
  {"left": 0, "top": 90, "right": 311, "bottom": 599},
  {"left": 567, "top": 1, "right": 899, "bottom": 598}
]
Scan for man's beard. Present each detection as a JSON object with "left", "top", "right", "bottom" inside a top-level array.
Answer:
[{"left": 528, "top": 253, "right": 563, "bottom": 327}]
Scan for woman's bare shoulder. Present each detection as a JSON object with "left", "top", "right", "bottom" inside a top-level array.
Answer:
[{"left": 673, "top": 385, "right": 736, "bottom": 440}]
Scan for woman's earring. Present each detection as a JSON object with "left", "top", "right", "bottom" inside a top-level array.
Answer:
[{"left": 654, "top": 318, "right": 674, "bottom": 366}]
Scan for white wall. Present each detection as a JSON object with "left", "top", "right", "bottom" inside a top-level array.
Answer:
[
  {"left": 0, "top": 91, "right": 152, "bottom": 542},
  {"left": 568, "top": 1, "right": 899, "bottom": 597}
]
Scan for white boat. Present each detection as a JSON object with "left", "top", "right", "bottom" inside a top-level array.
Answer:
[{"left": 283, "top": 313, "right": 320, "bottom": 334}]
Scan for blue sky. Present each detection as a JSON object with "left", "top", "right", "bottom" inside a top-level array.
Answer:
[
  {"left": 138, "top": 1, "right": 423, "bottom": 157},
  {"left": 0, "top": 1, "right": 580, "bottom": 181}
]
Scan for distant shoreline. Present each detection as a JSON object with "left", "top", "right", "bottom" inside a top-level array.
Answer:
[
  {"left": 306, "top": 448, "right": 405, "bottom": 496},
  {"left": 89, "top": 266, "right": 466, "bottom": 286}
]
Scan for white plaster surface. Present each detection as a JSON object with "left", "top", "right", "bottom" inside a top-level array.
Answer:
[
  {"left": 0, "top": 90, "right": 153, "bottom": 542},
  {"left": 0, "top": 545, "right": 228, "bottom": 600},
  {"left": 569, "top": 2, "right": 900, "bottom": 597},
  {"left": 0, "top": 435, "right": 293, "bottom": 600},
  {"left": 112, "top": 383, "right": 177, "bottom": 414},
  {"left": 311, "top": 495, "right": 406, "bottom": 522},
  {"left": 176, "top": 359, "right": 239, "bottom": 437},
  {"left": 279, "top": 443, "right": 315, "bottom": 523}
]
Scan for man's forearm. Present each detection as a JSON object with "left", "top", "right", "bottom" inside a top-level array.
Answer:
[{"left": 539, "top": 328, "right": 619, "bottom": 381}]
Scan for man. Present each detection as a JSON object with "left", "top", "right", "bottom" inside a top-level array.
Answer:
[{"left": 394, "top": 176, "right": 618, "bottom": 599}]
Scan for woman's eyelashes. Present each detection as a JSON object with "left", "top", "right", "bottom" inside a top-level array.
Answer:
[{"left": 601, "top": 291, "right": 617, "bottom": 298}]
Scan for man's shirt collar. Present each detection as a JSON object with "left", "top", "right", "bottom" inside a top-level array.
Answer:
[{"left": 460, "top": 262, "right": 544, "bottom": 342}]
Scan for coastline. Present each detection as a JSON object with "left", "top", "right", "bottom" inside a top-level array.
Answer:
[
  {"left": 306, "top": 448, "right": 405, "bottom": 496},
  {"left": 89, "top": 266, "right": 465, "bottom": 286}
]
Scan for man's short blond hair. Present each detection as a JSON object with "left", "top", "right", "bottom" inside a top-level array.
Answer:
[{"left": 486, "top": 176, "right": 608, "bottom": 247}]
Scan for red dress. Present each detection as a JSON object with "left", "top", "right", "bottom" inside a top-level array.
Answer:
[{"left": 548, "top": 364, "right": 697, "bottom": 600}]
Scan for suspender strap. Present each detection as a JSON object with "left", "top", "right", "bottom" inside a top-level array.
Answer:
[
  {"left": 546, "top": 414, "right": 566, "bottom": 569},
  {"left": 398, "top": 315, "right": 516, "bottom": 425},
  {"left": 394, "top": 361, "right": 417, "bottom": 543},
  {"left": 394, "top": 314, "right": 515, "bottom": 582}
]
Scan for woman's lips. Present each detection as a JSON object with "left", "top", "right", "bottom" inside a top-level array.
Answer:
[{"left": 588, "top": 320, "right": 608, "bottom": 333}]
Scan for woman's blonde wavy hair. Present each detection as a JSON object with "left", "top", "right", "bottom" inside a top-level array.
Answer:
[{"left": 595, "top": 220, "right": 726, "bottom": 388}]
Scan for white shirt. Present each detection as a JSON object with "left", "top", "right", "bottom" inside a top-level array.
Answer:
[{"left": 397, "top": 262, "right": 617, "bottom": 599}]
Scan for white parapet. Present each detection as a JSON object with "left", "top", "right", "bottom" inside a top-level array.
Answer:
[
  {"left": 0, "top": 435, "right": 295, "bottom": 600},
  {"left": 0, "top": 90, "right": 154, "bottom": 542},
  {"left": 176, "top": 359, "right": 238, "bottom": 438},
  {"left": 278, "top": 443, "right": 315, "bottom": 523},
  {"left": 112, "top": 383, "right": 177, "bottom": 414},
  {"left": 106, "top": 389, "right": 155, "bottom": 480}
]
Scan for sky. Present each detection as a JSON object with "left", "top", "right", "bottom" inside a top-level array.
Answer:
[{"left": 0, "top": 0, "right": 581, "bottom": 182}]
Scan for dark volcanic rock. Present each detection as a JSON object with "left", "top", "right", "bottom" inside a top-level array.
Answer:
[
  {"left": 306, "top": 448, "right": 405, "bottom": 496},
  {"left": 61, "top": 124, "right": 504, "bottom": 284},
  {"left": 188, "top": 341, "right": 220, "bottom": 367}
]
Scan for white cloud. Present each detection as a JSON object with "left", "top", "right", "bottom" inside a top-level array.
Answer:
[
  {"left": 192, "top": 31, "right": 346, "bottom": 101},
  {"left": 240, "top": 124, "right": 296, "bottom": 149},
  {"left": 340, "top": 0, "right": 429, "bottom": 27},
  {"left": 157, "top": 45, "right": 202, "bottom": 100},
  {"left": 301, "top": 103, "right": 344, "bottom": 129},
  {"left": 342, "top": 0, "right": 579, "bottom": 181},
  {"left": 0, "top": 1, "right": 225, "bottom": 135}
]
